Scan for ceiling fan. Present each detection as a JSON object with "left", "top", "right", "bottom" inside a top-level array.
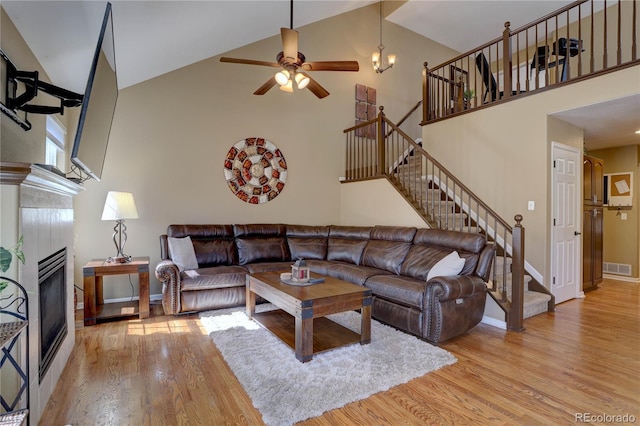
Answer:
[{"left": 219, "top": 0, "right": 359, "bottom": 99}]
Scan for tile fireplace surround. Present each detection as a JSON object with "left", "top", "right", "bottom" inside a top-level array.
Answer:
[{"left": 0, "top": 162, "right": 84, "bottom": 423}]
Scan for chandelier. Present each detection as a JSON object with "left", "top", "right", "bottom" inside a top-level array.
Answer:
[{"left": 372, "top": 0, "right": 396, "bottom": 73}]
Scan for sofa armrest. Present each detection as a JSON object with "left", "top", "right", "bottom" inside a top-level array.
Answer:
[
  {"left": 426, "top": 275, "right": 487, "bottom": 302},
  {"left": 155, "top": 260, "right": 181, "bottom": 315}
]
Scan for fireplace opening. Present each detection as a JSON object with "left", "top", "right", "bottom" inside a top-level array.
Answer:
[{"left": 38, "top": 247, "right": 67, "bottom": 383}]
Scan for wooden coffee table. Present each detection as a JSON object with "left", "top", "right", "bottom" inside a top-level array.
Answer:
[{"left": 246, "top": 271, "right": 372, "bottom": 362}]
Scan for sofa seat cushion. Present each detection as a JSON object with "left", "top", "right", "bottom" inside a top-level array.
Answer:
[
  {"left": 306, "top": 260, "right": 333, "bottom": 276},
  {"left": 181, "top": 266, "right": 248, "bottom": 291},
  {"left": 244, "top": 261, "right": 293, "bottom": 274},
  {"left": 324, "top": 262, "right": 392, "bottom": 286},
  {"left": 365, "top": 275, "right": 427, "bottom": 309}
]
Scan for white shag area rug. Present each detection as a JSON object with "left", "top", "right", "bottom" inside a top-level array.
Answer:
[{"left": 200, "top": 305, "right": 457, "bottom": 426}]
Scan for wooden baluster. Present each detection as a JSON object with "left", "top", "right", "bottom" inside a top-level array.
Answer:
[
  {"left": 617, "top": 0, "right": 622, "bottom": 65},
  {"left": 565, "top": 11, "right": 570, "bottom": 80},
  {"left": 502, "top": 22, "right": 512, "bottom": 99},
  {"left": 578, "top": 4, "right": 583, "bottom": 77},
  {"left": 377, "top": 107, "right": 385, "bottom": 177},
  {"left": 633, "top": 0, "right": 637, "bottom": 60},
  {"left": 422, "top": 62, "right": 428, "bottom": 124},
  {"left": 510, "top": 214, "right": 525, "bottom": 332},
  {"left": 590, "top": 0, "right": 595, "bottom": 72},
  {"left": 603, "top": 0, "right": 608, "bottom": 68},
  {"left": 554, "top": 16, "right": 559, "bottom": 84}
]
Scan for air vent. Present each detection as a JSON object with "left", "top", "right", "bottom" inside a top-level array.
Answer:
[{"left": 603, "top": 262, "right": 632, "bottom": 276}]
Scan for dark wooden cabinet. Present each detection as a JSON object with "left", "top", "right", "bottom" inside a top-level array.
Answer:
[
  {"left": 583, "top": 155, "right": 604, "bottom": 292},
  {"left": 583, "top": 155, "right": 604, "bottom": 205}
]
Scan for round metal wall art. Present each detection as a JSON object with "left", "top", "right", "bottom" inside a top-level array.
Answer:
[{"left": 224, "top": 137, "right": 287, "bottom": 204}]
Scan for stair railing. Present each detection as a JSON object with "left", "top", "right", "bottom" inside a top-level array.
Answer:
[
  {"left": 344, "top": 108, "right": 527, "bottom": 331},
  {"left": 422, "top": 0, "right": 640, "bottom": 124}
]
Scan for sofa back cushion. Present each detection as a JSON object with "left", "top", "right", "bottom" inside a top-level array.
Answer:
[
  {"left": 402, "top": 229, "right": 486, "bottom": 280},
  {"left": 361, "top": 226, "right": 416, "bottom": 274},
  {"left": 234, "top": 224, "right": 290, "bottom": 265},
  {"left": 167, "top": 224, "right": 237, "bottom": 266},
  {"left": 286, "top": 225, "right": 329, "bottom": 260},
  {"left": 327, "top": 226, "right": 371, "bottom": 265}
]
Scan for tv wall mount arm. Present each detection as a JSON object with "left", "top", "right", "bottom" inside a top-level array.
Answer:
[{"left": 1, "top": 48, "right": 83, "bottom": 131}]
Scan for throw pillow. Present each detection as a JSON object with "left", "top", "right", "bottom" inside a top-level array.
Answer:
[
  {"left": 168, "top": 236, "right": 199, "bottom": 271},
  {"left": 426, "top": 251, "right": 465, "bottom": 281}
]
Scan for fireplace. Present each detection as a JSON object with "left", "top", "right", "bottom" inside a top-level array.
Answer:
[{"left": 38, "top": 248, "right": 68, "bottom": 383}]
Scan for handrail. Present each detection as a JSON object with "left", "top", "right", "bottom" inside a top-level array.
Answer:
[
  {"left": 422, "top": 0, "right": 640, "bottom": 124},
  {"left": 386, "top": 100, "right": 422, "bottom": 138},
  {"left": 343, "top": 108, "right": 528, "bottom": 331}
]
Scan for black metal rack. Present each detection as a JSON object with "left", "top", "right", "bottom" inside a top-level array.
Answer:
[{"left": 0, "top": 276, "right": 29, "bottom": 425}]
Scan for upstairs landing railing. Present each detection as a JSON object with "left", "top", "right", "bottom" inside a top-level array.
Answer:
[
  {"left": 422, "top": 0, "right": 639, "bottom": 123},
  {"left": 344, "top": 108, "right": 536, "bottom": 331}
]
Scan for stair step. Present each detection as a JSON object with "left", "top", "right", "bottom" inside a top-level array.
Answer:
[{"left": 523, "top": 291, "right": 552, "bottom": 319}]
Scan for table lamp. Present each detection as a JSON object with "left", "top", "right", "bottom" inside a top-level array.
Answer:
[{"left": 101, "top": 191, "right": 139, "bottom": 263}]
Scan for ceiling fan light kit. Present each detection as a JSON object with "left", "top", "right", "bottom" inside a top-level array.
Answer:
[
  {"left": 372, "top": 0, "right": 395, "bottom": 74},
  {"left": 219, "top": 0, "right": 359, "bottom": 98}
]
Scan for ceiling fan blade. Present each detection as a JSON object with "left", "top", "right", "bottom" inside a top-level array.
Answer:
[
  {"left": 301, "top": 61, "right": 360, "bottom": 72},
  {"left": 281, "top": 28, "right": 299, "bottom": 63},
  {"left": 220, "top": 57, "right": 280, "bottom": 68},
  {"left": 253, "top": 77, "right": 278, "bottom": 96},
  {"left": 305, "top": 75, "right": 330, "bottom": 99}
]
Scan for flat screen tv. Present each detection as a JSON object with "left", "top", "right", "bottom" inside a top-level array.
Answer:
[{"left": 70, "top": 2, "right": 117, "bottom": 181}]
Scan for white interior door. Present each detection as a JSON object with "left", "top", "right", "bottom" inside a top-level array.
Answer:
[{"left": 551, "top": 142, "right": 581, "bottom": 303}]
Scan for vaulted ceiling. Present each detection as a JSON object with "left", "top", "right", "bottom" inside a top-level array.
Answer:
[{"left": 2, "top": 1, "right": 638, "bottom": 149}]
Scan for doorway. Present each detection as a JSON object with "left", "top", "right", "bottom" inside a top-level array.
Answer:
[{"left": 551, "top": 142, "right": 581, "bottom": 303}]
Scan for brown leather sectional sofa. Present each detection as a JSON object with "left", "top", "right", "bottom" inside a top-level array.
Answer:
[{"left": 155, "top": 224, "right": 495, "bottom": 343}]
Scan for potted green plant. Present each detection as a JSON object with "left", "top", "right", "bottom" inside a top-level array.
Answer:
[
  {"left": 463, "top": 89, "right": 475, "bottom": 103},
  {"left": 0, "top": 236, "right": 25, "bottom": 292}
]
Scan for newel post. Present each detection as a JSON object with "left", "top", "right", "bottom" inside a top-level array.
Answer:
[
  {"left": 377, "top": 106, "right": 386, "bottom": 176},
  {"left": 422, "top": 62, "right": 429, "bottom": 124},
  {"left": 510, "top": 214, "right": 525, "bottom": 332},
  {"left": 502, "top": 22, "right": 512, "bottom": 99}
]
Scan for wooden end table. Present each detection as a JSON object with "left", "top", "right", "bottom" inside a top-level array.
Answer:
[
  {"left": 83, "top": 257, "right": 150, "bottom": 326},
  {"left": 246, "top": 271, "right": 372, "bottom": 362}
]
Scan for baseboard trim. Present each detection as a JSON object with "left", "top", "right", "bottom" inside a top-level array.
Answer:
[
  {"left": 481, "top": 316, "right": 506, "bottom": 330},
  {"left": 603, "top": 274, "right": 640, "bottom": 284},
  {"left": 76, "top": 293, "right": 162, "bottom": 310}
]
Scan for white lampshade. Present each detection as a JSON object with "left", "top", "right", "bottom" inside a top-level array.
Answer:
[
  {"left": 275, "top": 70, "right": 290, "bottom": 86},
  {"left": 371, "top": 51, "right": 380, "bottom": 66},
  {"left": 101, "top": 191, "right": 139, "bottom": 220},
  {"left": 279, "top": 79, "right": 294, "bottom": 92},
  {"left": 295, "top": 73, "right": 310, "bottom": 89},
  {"left": 388, "top": 54, "right": 396, "bottom": 66}
]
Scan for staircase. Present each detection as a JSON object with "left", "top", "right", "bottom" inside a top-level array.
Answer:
[
  {"left": 343, "top": 108, "right": 554, "bottom": 330},
  {"left": 393, "top": 146, "right": 552, "bottom": 321}
]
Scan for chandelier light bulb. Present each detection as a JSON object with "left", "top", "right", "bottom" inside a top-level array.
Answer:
[
  {"left": 388, "top": 54, "right": 396, "bottom": 66},
  {"left": 295, "top": 73, "right": 310, "bottom": 89},
  {"left": 279, "top": 79, "right": 294, "bottom": 92},
  {"left": 371, "top": 51, "right": 380, "bottom": 66},
  {"left": 275, "top": 69, "right": 290, "bottom": 86}
]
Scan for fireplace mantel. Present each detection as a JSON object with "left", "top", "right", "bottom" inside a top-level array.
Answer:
[
  {"left": 0, "top": 162, "right": 84, "bottom": 197},
  {"left": 0, "top": 161, "right": 83, "bottom": 423}
]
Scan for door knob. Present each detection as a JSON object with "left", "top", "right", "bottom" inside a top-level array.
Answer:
[{"left": 574, "top": 231, "right": 581, "bottom": 236}]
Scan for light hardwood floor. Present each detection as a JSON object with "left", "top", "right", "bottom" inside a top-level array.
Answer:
[{"left": 42, "top": 279, "right": 639, "bottom": 425}]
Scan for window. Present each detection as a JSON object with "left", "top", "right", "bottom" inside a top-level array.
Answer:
[{"left": 45, "top": 116, "right": 66, "bottom": 171}]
